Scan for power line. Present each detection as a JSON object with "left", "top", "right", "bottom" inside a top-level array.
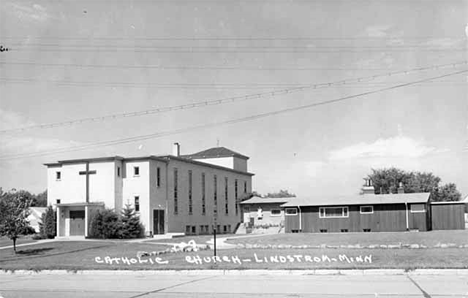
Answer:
[
  {"left": 1, "top": 68, "right": 466, "bottom": 160},
  {"left": 0, "top": 61, "right": 442, "bottom": 71},
  {"left": 0, "top": 60, "right": 466, "bottom": 135}
]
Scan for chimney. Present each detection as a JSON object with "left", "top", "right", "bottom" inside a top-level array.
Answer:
[
  {"left": 172, "top": 142, "right": 180, "bottom": 156},
  {"left": 361, "top": 177, "right": 375, "bottom": 195},
  {"left": 398, "top": 182, "right": 404, "bottom": 194}
]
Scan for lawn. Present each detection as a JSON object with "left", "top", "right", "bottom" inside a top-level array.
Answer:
[
  {"left": 226, "top": 230, "right": 468, "bottom": 247},
  {"left": 0, "top": 238, "right": 467, "bottom": 271},
  {"left": 147, "top": 233, "right": 245, "bottom": 244},
  {"left": 0, "top": 236, "right": 37, "bottom": 248}
]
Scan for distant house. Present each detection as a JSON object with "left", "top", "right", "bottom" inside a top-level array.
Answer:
[
  {"left": 240, "top": 196, "right": 293, "bottom": 227},
  {"left": 28, "top": 207, "right": 47, "bottom": 233}
]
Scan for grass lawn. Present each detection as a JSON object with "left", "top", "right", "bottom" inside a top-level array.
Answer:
[
  {"left": 0, "top": 236, "right": 37, "bottom": 248},
  {"left": 226, "top": 230, "right": 468, "bottom": 247},
  {"left": 0, "top": 238, "right": 467, "bottom": 271},
  {"left": 147, "top": 233, "right": 245, "bottom": 244}
]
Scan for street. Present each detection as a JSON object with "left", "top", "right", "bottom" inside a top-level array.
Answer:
[{"left": 1, "top": 272, "right": 467, "bottom": 298}]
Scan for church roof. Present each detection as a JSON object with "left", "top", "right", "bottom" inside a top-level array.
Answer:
[{"left": 182, "top": 147, "right": 249, "bottom": 160}]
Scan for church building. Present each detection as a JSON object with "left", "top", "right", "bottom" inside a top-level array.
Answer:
[{"left": 45, "top": 143, "right": 254, "bottom": 238}]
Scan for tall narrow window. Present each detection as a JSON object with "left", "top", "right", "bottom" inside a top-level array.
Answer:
[
  {"left": 134, "top": 196, "right": 140, "bottom": 212},
  {"left": 173, "top": 168, "right": 178, "bottom": 215},
  {"left": 134, "top": 166, "right": 139, "bottom": 176},
  {"left": 214, "top": 175, "right": 218, "bottom": 212},
  {"left": 244, "top": 181, "right": 247, "bottom": 193},
  {"left": 201, "top": 173, "right": 206, "bottom": 215},
  {"left": 225, "top": 177, "right": 229, "bottom": 215},
  {"left": 117, "top": 167, "right": 120, "bottom": 177},
  {"left": 188, "top": 170, "right": 193, "bottom": 215},
  {"left": 156, "top": 167, "right": 161, "bottom": 187},
  {"left": 56, "top": 171, "right": 61, "bottom": 180},
  {"left": 235, "top": 179, "right": 238, "bottom": 215}
]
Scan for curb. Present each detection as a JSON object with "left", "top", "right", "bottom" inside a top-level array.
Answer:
[{"left": 1, "top": 269, "right": 468, "bottom": 276}]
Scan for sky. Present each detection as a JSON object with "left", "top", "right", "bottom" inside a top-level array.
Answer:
[{"left": 0, "top": 0, "right": 467, "bottom": 198}]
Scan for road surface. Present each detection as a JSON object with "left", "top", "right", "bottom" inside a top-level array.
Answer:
[{"left": 1, "top": 272, "right": 467, "bottom": 297}]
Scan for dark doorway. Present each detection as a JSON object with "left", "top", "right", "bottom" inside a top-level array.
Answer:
[
  {"left": 153, "top": 209, "right": 165, "bottom": 235},
  {"left": 69, "top": 210, "right": 85, "bottom": 236}
]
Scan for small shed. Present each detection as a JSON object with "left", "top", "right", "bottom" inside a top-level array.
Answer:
[
  {"left": 430, "top": 201, "right": 466, "bottom": 230},
  {"left": 281, "top": 193, "right": 431, "bottom": 233},
  {"left": 241, "top": 196, "right": 293, "bottom": 227}
]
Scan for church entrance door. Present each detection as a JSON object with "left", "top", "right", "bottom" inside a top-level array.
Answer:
[{"left": 70, "top": 210, "right": 86, "bottom": 236}]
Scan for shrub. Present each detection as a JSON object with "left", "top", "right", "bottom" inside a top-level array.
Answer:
[
  {"left": 39, "top": 206, "right": 56, "bottom": 239},
  {"left": 120, "top": 204, "right": 144, "bottom": 239},
  {"left": 89, "top": 206, "right": 144, "bottom": 239}
]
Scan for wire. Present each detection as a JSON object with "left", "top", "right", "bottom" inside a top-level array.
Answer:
[
  {"left": 0, "top": 68, "right": 466, "bottom": 160},
  {"left": 0, "top": 61, "right": 428, "bottom": 71},
  {"left": 1, "top": 60, "right": 466, "bottom": 134}
]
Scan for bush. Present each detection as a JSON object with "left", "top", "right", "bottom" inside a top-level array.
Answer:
[
  {"left": 39, "top": 206, "right": 56, "bottom": 239},
  {"left": 89, "top": 205, "right": 144, "bottom": 239}
]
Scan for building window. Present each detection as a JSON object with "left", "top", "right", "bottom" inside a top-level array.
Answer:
[
  {"left": 56, "top": 199, "right": 61, "bottom": 204},
  {"left": 410, "top": 204, "right": 426, "bottom": 213},
  {"left": 173, "top": 168, "right": 178, "bottom": 215},
  {"left": 134, "top": 166, "right": 139, "bottom": 176},
  {"left": 225, "top": 177, "right": 229, "bottom": 215},
  {"left": 285, "top": 208, "right": 298, "bottom": 216},
  {"left": 360, "top": 206, "right": 374, "bottom": 214},
  {"left": 320, "top": 229, "right": 328, "bottom": 233},
  {"left": 191, "top": 226, "right": 196, "bottom": 234},
  {"left": 186, "top": 225, "right": 191, "bottom": 234},
  {"left": 223, "top": 225, "right": 228, "bottom": 233},
  {"left": 319, "top": 207, "right": 349, "bottom": 218},
  {"left": 116, "top": 167, "right": 120, "bottom": 177},
  {"left": 56, "top": 171, "right": 61, "bottom": 180},
  {"left": 188, "top": 170, "right": 193, "bottom": 215},
  {"left": 201, "top": 173, "right": 206, "bottom": 215},
  {"left": 235, "top": 179, "right": 238, "bottom": 215},
  {"left": 341, "top": 229, "right": 349, "bottom": 233},
  {"left": 214, "top": 175, "right": 218, "bottom": 209},
  {"left": 363, "top": 229, "right": 371, "bottom": 232},
  {"left": 134, "top": 196, "right": 140, "bottom": 212},
  {"left": 156, "top": 167, "right": 161, "bottom": 187},
  {"left": 244, "top": 181, "right": 247, "bottom": 193},
  {"left": 271, "top": 209, "right": 281, "bottom": 216},
  {"left": 228, "top": 224, "right": 231, "bottom": 233}
]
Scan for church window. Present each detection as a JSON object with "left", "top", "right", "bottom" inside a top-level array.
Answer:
[
  {"left": 235, "top": 179, "right": 238, "bottom": 215},
  {"left": 134, "top": 196, "right": 140, "bottom": 212},
  {"left": 156, "top": 167, "right": 161, "bottom": 187},
  {"left": 225, "top": 177, "right": 229, "bottom": 215},
  {"left": 201, "top": 173, "right": 206, "bottom": 215},
  {"left": 117, "top": 167, "right": 120, "bottom": 177},
  {"left": 134, "top": 166, "right": 140, "bottom": 176},
  {"left": 174, "top": 168, "right": 178, "bottom": 215},
  {"left": 56, "top": 171, "right": 61, "bottom": 180},
  {"left": 244, "top": 181, "right": 247, "bottom": 193},
  {"left": 188, "top": 170, "right": 193, "bottom": 215},
  {"left": 214, "top": 175, "right": 217, "bottom": 208}
]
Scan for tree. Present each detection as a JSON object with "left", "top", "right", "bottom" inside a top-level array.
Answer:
[
  {"left": 89, "top": 209, "right": 121, "bottom": 239},
  {"left": 39, "top": 206, "right": 56, "bottom": 239},
  {"left": 0, "top": 191, "right": 33, "bottom": 253},
  {"left": 120, "top": 204, "right": 144, "bottom": 239},
  {"left": 33, "top": 190, "right": 48, "bottom": 207},
  {"left": 265, "top": 189, "right": 296, "bottom": 198},
  {"left": 432, "top": 183, "right": 462, "bottom": 202},
  {"left": 367, "top": 167, "right": 461, "bottom": 202}
]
